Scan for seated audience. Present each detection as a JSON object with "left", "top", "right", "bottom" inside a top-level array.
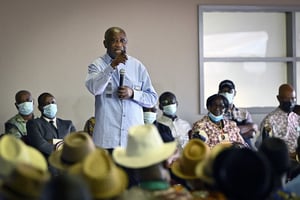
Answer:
[
  {"left": 41, "top": 174, "right": 92, "bottom": 200},
  {"left": 218, "top": 80, "right": 258, "bottom": 149},
  {"left": 155, "top": 91, "right": 191, "bottom": 150},
  {"left": 194, "top": 143, "right": 235, "bottom": 200},
  {"left": 83, "top": 116, "right": 95, "bottom": 137},
  {"left": 285, "top": 135, "right": 300, "bottom": 197},
  {"left": 0, "top": 134, "right": 48, "bottom": 180},
  {"left": 171, "top": 139, "right": 228, "bottom": 200},
  {"left": 112, "top": 124, "right": 192, "bottom": 200},
  {"left": 26, "top": 92, "right": 76, "bottom": 159},
  {"left": 191, "top": 94, "right": 247, "bottom": 148},
  {"left": 257, "top": 84, "right": 300, "bottom": 158},
  {"left": 154, "top": 91, "right": 191, "bottom": 186},
  {"left": 212, "top": 147, "right": 272, "bottom": 200},
  {"left": 4, "top": 90, "right": 34, "bottom": 141},
  {"left": 48, "top": 131, "right": 96, "bottom": 173},
  {"left": 143, "top": 105, "right": 157, "bottom": 124},
  {"left": 258, "top": 137, "right": 300, "bottom": 199},
  {"left": 0, "top": 162, "right": 50, "bottom": 200},
  {"left": 69, "top": 148, "right": 127, "bottom": 200}
]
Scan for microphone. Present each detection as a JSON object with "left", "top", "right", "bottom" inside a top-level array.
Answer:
[{"left": 119, "top": 69, "right": 125, "bottom": 87}]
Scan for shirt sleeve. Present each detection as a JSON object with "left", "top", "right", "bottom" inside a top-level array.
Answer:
[
  {"left": 129, "top": 61, "right": 158, "bottom": 108},
  {"left": 85, "top": 59, "right": 115, "bottom": 96}
]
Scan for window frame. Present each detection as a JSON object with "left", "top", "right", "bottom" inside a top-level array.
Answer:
[{"left": 198, "top": 5, "right": 300, "bottom": 114}]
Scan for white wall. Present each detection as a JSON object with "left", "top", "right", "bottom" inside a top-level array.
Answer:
[{"left": 1, "top": 0, "right": 299, "bottom": 133}]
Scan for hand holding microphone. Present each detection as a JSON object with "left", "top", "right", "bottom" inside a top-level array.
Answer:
[
  {"left": 118, "top": 69, "right": 133, "bottom": 99},
  {"left": 119, "top": 68, "right": 125, "bottom": 87}
]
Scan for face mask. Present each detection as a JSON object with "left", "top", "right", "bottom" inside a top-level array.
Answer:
[
  {"left": 43, "top": 104, "right": 57, "bottom": 119},
  {"left": 163, "top": 104, "right": 177, "bottom": 116},
  {"left": 208, "top": 112, "right": 223, "bottom": 123},
  {"left": 280, "top": 101, "right": 295, "bottom": 113},
  {"left": 144, "top": 112, "right": 157, "bottom": 124},
  {"left": 18, "top": 101, "right": 33, "bottom": 115},
  {"left": 219, "top": 92, "right": 234, "bottom": 104}
]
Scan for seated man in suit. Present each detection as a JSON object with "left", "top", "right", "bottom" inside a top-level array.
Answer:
[
  {"left": 4, "top": 90, "right": 34, "bottom": 140},
  {"left": 26, "top": 92, "right": 76, "bottom": 159}
]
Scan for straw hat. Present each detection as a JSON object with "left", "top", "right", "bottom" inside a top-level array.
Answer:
[
  {"left": 69, "top": 148, "right": 128, "bottom": 199},
  {"left": 0, "top": 135, "right": 48, "bottom": 178},
  {"left": 0, "top": 163, "right": 50, "bottom": 200},
  {"left": 195, "top": 142, "right": 232, "bottom": 184},
  {"left": 48, "top": 131, "right": 96, "bottom": 170},
  {"left": 171, "top": 139, "right": 210, "bottom": 179},
  {"left": 113, "top": 124, "right": 177, "bottom": 168}
]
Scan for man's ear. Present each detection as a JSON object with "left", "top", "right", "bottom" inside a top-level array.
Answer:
[
  {"left": 159, "top": 103, "right": 163, "bottom": 111},
  {"left": 38, "top": 105, "right": 43, "bottom": 112},
  {"left": 276, "top": 95, "right": 281, "bottom": 102},
  {"left": 15, "top": 103, "right": 18, "bottom": 110},
  {"left": 103, "top": 40, "right": 107, "bottom": 48},
  {"left": 234, "top": 90, "right": 237, "bottom": 97}
]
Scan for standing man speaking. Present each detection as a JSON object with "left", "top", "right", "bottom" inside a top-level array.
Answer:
[{"left": 85, "top": 27, "right": 158, "bottom": 152}]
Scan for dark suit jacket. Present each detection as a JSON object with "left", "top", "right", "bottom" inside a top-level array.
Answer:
[{"left": 26, "top": 117, "right": 76, "bottom": 158}]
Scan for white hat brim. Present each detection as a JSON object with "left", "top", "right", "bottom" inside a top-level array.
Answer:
[{"left": 113, "top": 141, "right": 177, "bottom": 168}]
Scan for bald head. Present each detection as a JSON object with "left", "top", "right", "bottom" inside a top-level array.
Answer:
[
  {"left": 104, "top": 27, "right": 126, "bottom": 41},
  {"left": 277, "top": 84, "right": 296, "bottom": 113},
  {"left": 278, "top": 84, "right": 294, "bottom": 97}
]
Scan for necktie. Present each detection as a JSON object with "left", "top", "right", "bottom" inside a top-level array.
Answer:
[
  {"left": 49, "top": 120, "right": 58, "bottom": 140},
  {"left": 49, "top": 120, "right": 56, "bottom": 129}
]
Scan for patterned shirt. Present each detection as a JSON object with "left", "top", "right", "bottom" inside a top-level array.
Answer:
[
  {"left": 83, "top": 116, "right": 95, "bottom": 137},
  {"left": 192, "top": 116, "right": 246, "bottom": 148},
  {"left": 260, "top": 107, "right": 300, "bottom": 153},
  {"left": 223, "top": 104, "right": 253, "bottom": 125},
  {"left": 4, "top": 114, "right": 28, "bottom": 138}
]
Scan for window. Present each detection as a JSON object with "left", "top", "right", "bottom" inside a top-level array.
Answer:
[{"left": 199, "top": 6, "right": 300, "bottom": 114}]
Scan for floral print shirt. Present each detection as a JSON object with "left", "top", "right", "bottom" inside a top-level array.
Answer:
[
  {"left": 260, "top": 107, "right": 300, "bottom": 153},
  {"left": 192, "top": 116, "right": 246, "bottom": 148}
]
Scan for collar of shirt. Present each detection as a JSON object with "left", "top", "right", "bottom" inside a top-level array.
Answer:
[
  {"left": 162, "top": 114, "right": 178, "bottom": 121},
  {"left": 15, "top": 114, "right": 27, "bottom": 123},
  {"left": 104, "top": 53, "right": 114, "bottom": 65},
  {"left": 157, "top": 115, "right": 178, "bottom": 127},
  {"left": 43, "top": 116, "right": 57, "bottom": 128}
]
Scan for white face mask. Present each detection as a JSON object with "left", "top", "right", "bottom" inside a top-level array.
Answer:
[
  {"left": 220, "top": 92, "right": 234, "bottom": 104},
  {"left": 43, "top": 104, "right": 57, "bottom": 119},
  {"left": 163, "top": 104, "right": 177, "bottom": 116},
  {"left": 18, "top": 101, "right": 34, "bottom": 115},
  {"left": 143, "top": 112, "right": 157, "bottom": 124}
]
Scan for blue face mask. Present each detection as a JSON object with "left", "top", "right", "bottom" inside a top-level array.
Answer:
[
  {"left": 43, "top": 104, "right": 57, "bottom": 119},
  {"left": 208, "top": 112, "right": 223, "bottom": 123},
  {"left": 18, "top": 101, "right": 34, "bottom": 115},
  {"left": 219, "top": 92, "right": 234, "bottom": 104},
  {"left": 143, "top": 112, "right": 157, "bottom": 124},
  {"left": 163, "top": 104, "right": 177, "bottom": 116}
]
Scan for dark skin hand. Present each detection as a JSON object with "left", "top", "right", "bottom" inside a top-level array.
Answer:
[
  {"left": 118, "top": 86, "right": 133, "bottom": 99},
  {"left": 112, "top": 51, "right": 133, "bottom": 99},
  {"left": 111, "top": 50, "right": 128, "bottom": 69}
]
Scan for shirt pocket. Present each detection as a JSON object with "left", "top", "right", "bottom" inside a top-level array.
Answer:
[{"left": 130, "top": 81, "right": 143, "bottom": 91}]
